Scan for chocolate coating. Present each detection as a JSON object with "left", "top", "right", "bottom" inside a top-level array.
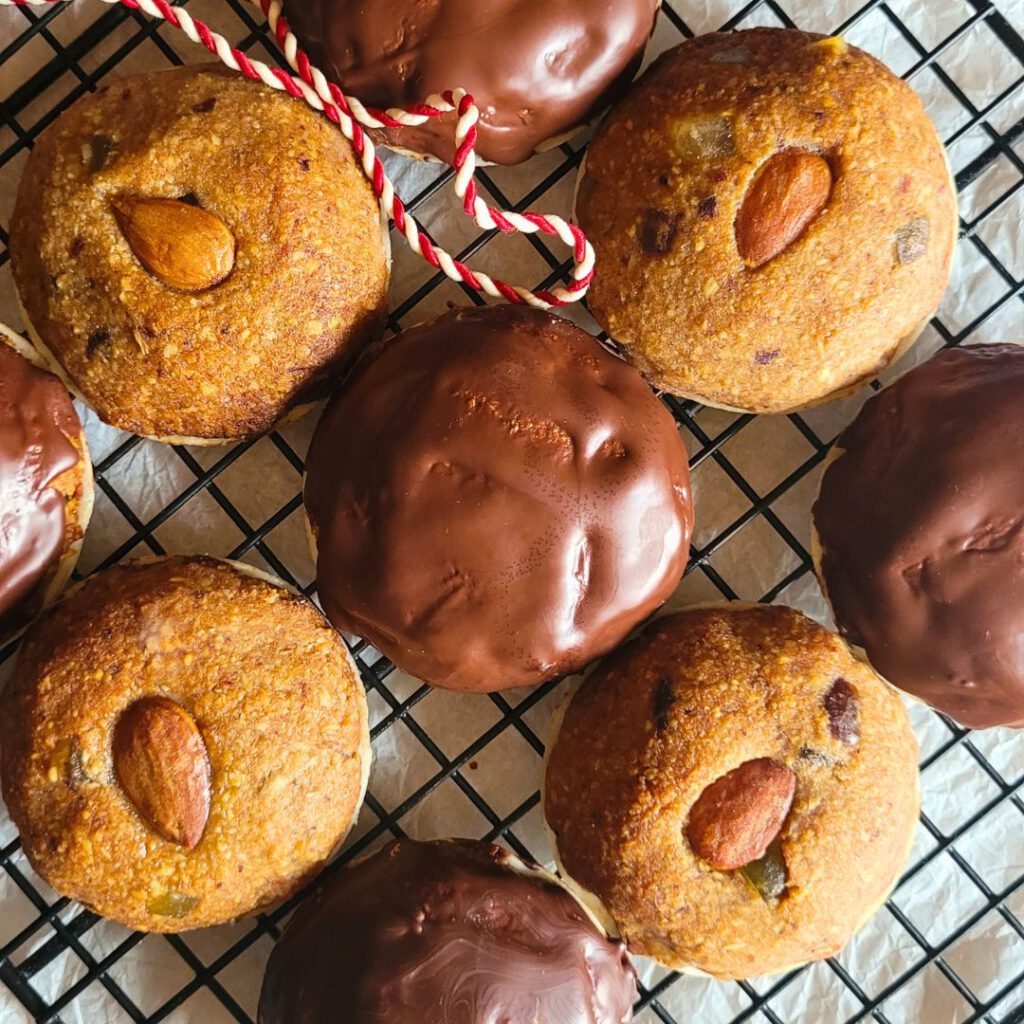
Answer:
[
  {"left": 257, "top": 839, "right": 637, "bottom": 1024},
  {"left": 0, "top": 344, "right": 80, "bottom": 636},
  {"left": 304, "top": 305, "right": 693, "bottom": 692},
  {"left": 813, "top": 344, "right": 1024, "bottom": 729},
  {"left": 281, "top": 0, "right": 659, "bottom": 164}
]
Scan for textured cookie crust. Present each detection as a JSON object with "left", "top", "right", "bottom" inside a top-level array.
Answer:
[
  {"left": 0, "top": 556, "right": 370, "bottom": 932},
  {"left": 10, "top": 65, "right": 389, "bottom": 442},
  {"left": 578, "top": 28, "right": 957, "bottom": 413},
  {"left": 0, "top": 326, "right": 92, "bottom": 641},
  {"left": 544, "top": 604, "right": 920, "bottom": 979}
]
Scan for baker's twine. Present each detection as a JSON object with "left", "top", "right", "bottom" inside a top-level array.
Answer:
[{"left": 2, "top": 0, "right": 596, "bottom": 307}]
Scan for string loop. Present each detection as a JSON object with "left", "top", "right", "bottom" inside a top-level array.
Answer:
[{"left": 2, "top": 0, "right": 596, "bottom": 307}]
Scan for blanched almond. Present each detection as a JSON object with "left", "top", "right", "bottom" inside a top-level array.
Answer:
[
  {"left": 686, "top": 758, "right": 796, "bottom": 871},
  {"left": 735, "top": 150, "right": 832, "bottom": 268},
  {"left": 113, "top": 696, "right": 211, "bottom": 848},
  {"left": 111, "top": 195, "right": 235, "bottom": 292}
]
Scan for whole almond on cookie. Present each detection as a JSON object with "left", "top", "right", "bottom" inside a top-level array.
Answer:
[
  {"left": 686, "top": 757, "right": 796, "bottom": 871},
  {"left": 112, "top": 195, "right": 235, "bottom": 292},
  {"left": 113, "top": 696, "right": 211, "bottom": 848},
  {"left": 735, "top": 150, "right": 832, "bottom": 268}
]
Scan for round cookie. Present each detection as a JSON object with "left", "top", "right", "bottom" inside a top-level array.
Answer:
[
  {"left": 544, "top": 603, "right": 920, "bottom": 979},
  {"left": 10, "top": 64, "right": 390, "bottom": 443},
  {"left": 258, "top": 838, "right": 638, "bottom": 1024},
  {"left": 0, "top": 556, "right": 371, "bottom": 932},
  {"left": 303, "top": 304, "right": 693, "bottom": 692},
  {"left": 280, "top": 0, "right": 660, "bottom": 165},
  {"left": 0, "top": 323, "right": 92, "bottom": 641},
  {"left": 576, "top": 28, "right": 957, "bottom": 413},
  {"left": 813, "top": 343, "right": 1024, "bottom": 730}
]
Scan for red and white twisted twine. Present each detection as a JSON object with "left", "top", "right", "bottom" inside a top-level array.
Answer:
[{"left": 2, "top": 0, "right": 596, "bottom": 307}]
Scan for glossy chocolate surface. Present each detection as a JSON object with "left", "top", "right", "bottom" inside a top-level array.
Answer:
[
  {"left": 304, "top": 305, "right": 693, "bottom": 692},
  {"left": 814, "top": 344, "right": 1024, "bottom": 729},
  {"left": 258, "top": 839, "right": 637, "bottom": 1024},
  {"left": 0, "top": 343, "right": 80, "bottom": 635},
  {"left": 281, "top": 0, "right": 660, "bottom": 164}
]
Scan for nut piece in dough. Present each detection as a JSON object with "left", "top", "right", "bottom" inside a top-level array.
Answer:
[
  {"left": 112, "top": 696, "right": 211, "bottom": 849},
  {"left": 111, "top": 195, "right": 235, "bottom": 292},
  {"left": 735, "top": 150, "right": 833, "bottom": 267},
  {"left": 685, "top": 757, "right": 796, "bottom": 871}
]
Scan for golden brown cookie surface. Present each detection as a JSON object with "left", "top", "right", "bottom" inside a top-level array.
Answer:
[
  {"left": 10, "top": 65, "right": 389, "bottom": 442},
  {"left": 577, "top": 28, "right": 957, "bottom": 413},
  {"left": 544, "top": 604, "right": 920, "bottom": 979},
  {"left": 0, "top": 556, "right": 370, "bottom": 932}
]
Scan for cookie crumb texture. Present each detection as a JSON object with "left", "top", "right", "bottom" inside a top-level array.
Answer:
[
  {"left": 545, "top": 604, "right": 920, "bottom": 979},
  {"left": 0, "top": 556, "right": 369, "bottom": 932},
  {"left": 10, "top": 65, "right": 389, "bottom": 440},
  {"left": 578, "top": 28, "right": 957, "bottom": 413}
]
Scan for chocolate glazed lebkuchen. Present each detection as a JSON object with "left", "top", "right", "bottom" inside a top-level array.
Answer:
[
  {"left": 303, "top": 305, "right": 694, "bottom": 692},
  {"left": 0, "top": 329, "right": 92, "bottom": 640},
  {"left": 281, "top": 0, "right": 661, "bottom": 164},
  {"left": 813, "top": 343, "right": 1024, "bottom": 729},
  {"left": 258, "top": 839, "right": 638, "bottom": 1024}
]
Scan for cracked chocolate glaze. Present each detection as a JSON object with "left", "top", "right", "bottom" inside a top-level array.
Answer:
[
  {"left": 813, "top": 344, "right": 1024, "bottom": 729},
  {"left": 0, "top": 343, "right": 80, "bottom": 635},
  {"left": 304, "top": 305, "right": 693, "bottom": 692},
  {"left": 257, "top": 839, "right": 637, "bottom": 1024},
  {"left": 280, "top": 0, "right": 660, "bottom": 164}
]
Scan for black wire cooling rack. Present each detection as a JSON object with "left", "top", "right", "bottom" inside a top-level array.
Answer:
[{"left": 1, "top": 1, "right": 1023, "bottom": 1022}]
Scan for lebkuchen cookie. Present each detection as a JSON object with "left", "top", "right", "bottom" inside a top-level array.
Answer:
[
  {"left": 258, "top": 839, "right": 638, "bottom": 1024},
  {"left": 813, "top": 344, "right": 1024, "bottom": 730},
  {"left": 280, "top": 0, "right": 661, "bottom": 164},
  {"left": 0, "top": 324, "right": 92, "bottom": 642},
  {"left": 0, "top": 557, "right": 371, "bottom": 932},
  {"left": 303, "top": 305, "right": 694, "bottom": 692},
  {"left": 545, "top": 604, "right": 920, "bottom": 979},
  {"left": 10, "top": 65, "right": 389, "bottom": 443},
  {"left": 576, "top": 28, "right": 957, "bottom": 413}
]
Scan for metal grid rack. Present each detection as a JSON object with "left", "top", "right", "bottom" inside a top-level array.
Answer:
[{"left": 0, "top": 0, "right": 1023, "bottom": 1021}]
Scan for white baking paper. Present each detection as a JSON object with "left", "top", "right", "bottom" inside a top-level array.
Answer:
[{"left": 0, "top": 1, "right": 1022, "bottom": 1021}]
